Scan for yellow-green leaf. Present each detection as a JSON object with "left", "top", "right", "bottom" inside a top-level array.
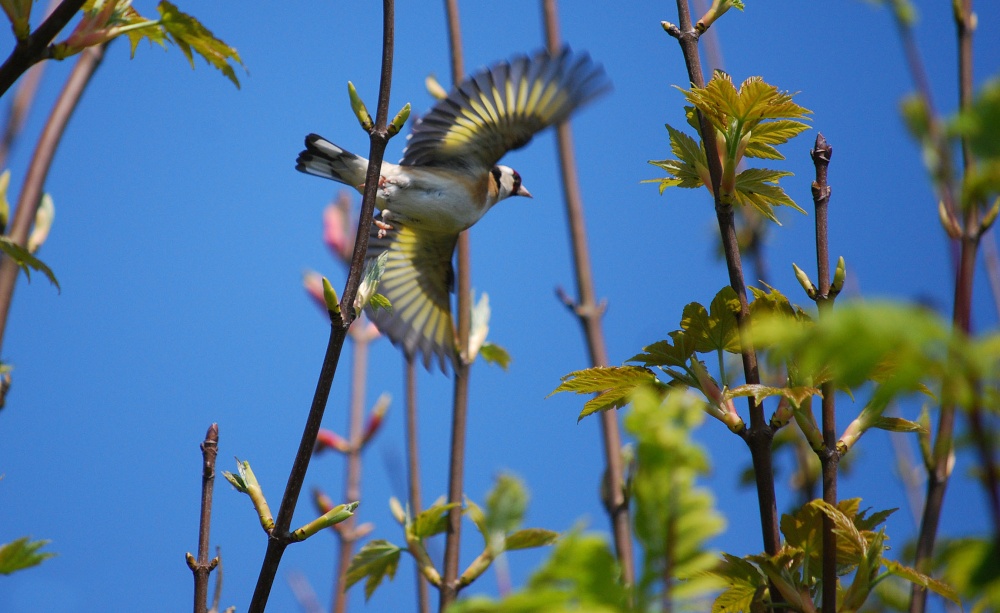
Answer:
[
  {"left": 345, "top": 540, "right": 402, "bottom": 601},
  {"left": 0, "top": 537, "right": 55, "bottom": 575},
  {"left": 550, "top": 365, "right": 663, "bottom": 421},
  {"left": 884, "top": 559, "right": 961, "bottom": 605},
  {"left": 158, "top": 1, "right": 244, "bottom": 88}
]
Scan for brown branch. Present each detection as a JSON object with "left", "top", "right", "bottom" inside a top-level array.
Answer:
[
  {"left": 541, "top": 0, "right": 635, "bottom": 589},
  {"left": 910, "top": 2, "right": 980, "bottom": 610},
  {"left": 0, "top": 44, "right": 104, "bottom": 359},
  {"left": 405, "top": 357, "right": 431, "bottom": 613},
  {"left": 0, "top": 62, "right": 44, "bottom": 170},
  {"left": 439, "top": 1, "right": 470, "bottom": 610},
  {"left": 188, "top": 424, "right": 220, "bottom": 613},
  {"left": 667, "top": 0, "right": 779, "bottom": 560},
  {"left": 809, "top": 134, "right": 840, "bottom": 613},
  {"left": 0, "top": 0, "right": 61, "bottom": 169},
  {"left": 247, "top": 1, "right": 396, "bottom": 609},
  {"left": 0, "top": 0, "right": 87, "bottom": 99},
  {"left": 332, "top": 326, "right": 372, "bottom": 613}
]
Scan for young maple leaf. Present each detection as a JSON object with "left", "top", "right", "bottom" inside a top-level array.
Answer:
[{"left": 649, "top": 71, "right": 811, "bottom": 224}]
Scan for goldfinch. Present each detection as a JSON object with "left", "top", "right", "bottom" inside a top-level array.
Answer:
[{"left": 296, "top": 47, "right": 609, "bottom": 371}]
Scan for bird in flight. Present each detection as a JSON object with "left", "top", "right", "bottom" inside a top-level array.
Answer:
[{"left": 297, "top": 47, "right": 610, "bottom": 371}]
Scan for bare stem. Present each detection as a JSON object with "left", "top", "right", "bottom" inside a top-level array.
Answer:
[
  {"left": 405, "top": 358, "right": 431, "bottom": 613},
  {"left": 0, "top": 44, "right": 104, "bottom": 359},
  {"left": 247, "top": 2, "right": 396, "bottom": 609},
  {"left": 541, "top": 0, "right": 635, "bottom": 589},
  {"left": 439, "top": 1, "right": 470, "bottom": 609},
  {"left": 0, "top": 0, "right": 87, "bottom": 99},
  {"left": 332, "top": 329, "right": 371, "bottom": 613},
  {"left": 908, "top": 3, "right": 980, "bottom": 611},
  {"left": 809, "top": 134, "right": 840, "bottom": 613},
  {"left": 190, "top": 424, "right": 220, "bottom": 613},
  {"left": 669, "top": 0, "right": 779, "bottom": 559}
]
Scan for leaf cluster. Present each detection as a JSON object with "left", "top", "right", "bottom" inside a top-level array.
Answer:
[
  {"left": 625, "top": 388, "right": 726, "bottom": 610},
  {"left": 0, "top": 536, "right": 55, "bottom": 575},
  {"left": 48, "top": 1, "right": 244, "bottom": 87},
  {"left": 648, "top": 71, "right": 811, "bottom": 223},
  {"left": 346, "top": 474, "right": 557, "bottom": 601},
  {"left": 455, "top": 388, "right": 727, "bottom": 612},
  {"left": 705, "top": 499, "right": 958, "bottom": 612}
]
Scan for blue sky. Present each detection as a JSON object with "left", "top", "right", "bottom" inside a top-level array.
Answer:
[{"left": 0, "top": 1, "right": 998, "bottom": 611}]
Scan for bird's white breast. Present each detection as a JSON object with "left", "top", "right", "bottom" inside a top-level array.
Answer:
[{"left": 374, "top": 164, "right": 491, "bottom": 234}]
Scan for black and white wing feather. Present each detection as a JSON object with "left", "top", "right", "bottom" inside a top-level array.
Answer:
[{"left": 400, "top": 47, "right": 610, "bottom": 171}]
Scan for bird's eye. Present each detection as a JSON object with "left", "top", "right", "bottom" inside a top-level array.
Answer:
[{"left": 512, "top": 170, "right": 522, "bottom": 192}]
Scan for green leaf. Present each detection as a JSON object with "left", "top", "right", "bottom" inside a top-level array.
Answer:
[
  {"left": 412, "top": 501, "right": 461, "bottom": 540},
  {"left": 884, "top": 559, "right": 961, "bottom": 605},
  {"left": 954, "top": 78, "right": 1000, "bottom": 160},
  {"left": 0, "top": 537, "right": 55, "bottom": 575},
  {"left": 648, "top": 124, "right": 711, "bottom": 194},
  {"left": 526, "top": 532, "right": 629, "bottom": 609},
  {"left": 345, "top": 539, "right": 402, "bottom": 600},
  {"left": 550, "top": 365, "right": 663, "bottom": 421},
  {"left": 479, "top": 342, "right": 511, "bottom": 370},
  {"left": 464, "top": 497, "right": 488, "bottom": 545},
  {"left": 707, "top": 553, "right": 768, "bottom": 613},
  {"left": 732, "top": 167, "right": 804, "bottom": 224},
  {"left": 157, "top": 1, "right": 244, "bottom": 88},
  {"left": 742, "top": 119, "right": 811, "bottom": 160},
  {"left": 724, "top": 383, "right": 819, "bottom": 408},
  {"left": 627, "top": 330, "right": 696, "bottom": 369},
  {"left": 626, "top": 388, "right": 724, "bottom": 608},
  {"left": 680, "top": 287, "right": 741, "bottom": 354},
  {"left": 0, "top": 237, "right": 59, "bottom": 290},
  {"left": 940, "top": 537, "right": 1000, "bottom": 606},
  {"left": 504, "top": 528, "right": 559, "bottom": 551},
  {"left": 485, "top": 474, "right": 527, "bottom": 539}
]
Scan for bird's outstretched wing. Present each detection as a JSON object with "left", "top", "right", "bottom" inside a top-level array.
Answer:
[
  {"left": 400, "top": 47, "right": 610, "bottom": 170},
  {"left": 365, "top": 214, "right": 458, "bottom": 371}
]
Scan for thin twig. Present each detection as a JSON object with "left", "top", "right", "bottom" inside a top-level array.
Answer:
[
  {"left": 189, "top": 424, "right": 220, "bottom": 613},
  {"left": 439, "top": 1, "right": 470, "bottom": 610},
  {"left": 0, "top": 0, "right": 87, "bottom": 98},
  {"left": 540, "top": 0, "right": 635, "bottom": 589},
  {"left": 0, "top": 44, "right": 105, "bottom": 359},
  {"left": 0, "top": 63, "right": 44, "bottom": 169},
  {"left": 288, "top": 571, "right": 324, "bottom": 613},
  {"left": 247, "top": 2, "right": 396, "bottom": 609},
  {"left": 332, "top": 326, "right": 372, "bottom": 613},
  {"left": 668, "top": 0, "right": 780, "bottom": 560},
  {"left": 810, "top": 134, "right": 839, "bottom": 613},
  {"left": 0, "top": 0, "right": 61, "bottom": 169},
  {"left": 405, "top": 357, "right": 430, "bottom": 613},
  {"left": 909, "top": 2, "right": 980, "bottom": 610}
]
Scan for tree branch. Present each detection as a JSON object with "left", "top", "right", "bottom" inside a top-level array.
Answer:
[
  {"left": 332, "top": 327, "right": 372, "bottom": 613},
  {"left": 188, "top": 424, "right": 220, "bottom": 613},
  {"left": 910, "top": 2, "right": 980, "bottom": 609},
  {"left": 405, "top": 357, "right": 431, "bottom": 613},
  {"left": 668, "top": 0, "right": 779, "bottom": 561},
  {"left": 0, "top": 44, "right": 104, "bottom": 359},
  {"left": 440, "top": 1, "right": 470, "bottom": 610},
  {"left": 247, "top": 1, "right": 396, "bottom": 609},
  {"left": 0, "top": 0, "right": 87, "bottom": 99},
  {"left": 810, "top": 134, "right": 840, "bottom": 613},
  {"left": 541, "top": 0, "right": 635, "bottom": 589}
]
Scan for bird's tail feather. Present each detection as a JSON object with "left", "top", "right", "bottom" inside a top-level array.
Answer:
[{"left": 295, "top": 134, "right": 367, "bottom": 187}]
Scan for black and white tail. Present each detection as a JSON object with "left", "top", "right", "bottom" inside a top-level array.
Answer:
[{"left": 295, "top": 134, "right": 368, "bottom": 187}]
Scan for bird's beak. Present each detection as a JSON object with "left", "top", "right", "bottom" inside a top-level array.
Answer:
[{"left": 516, "top": 184, "right": 533, "bottom": 198}]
